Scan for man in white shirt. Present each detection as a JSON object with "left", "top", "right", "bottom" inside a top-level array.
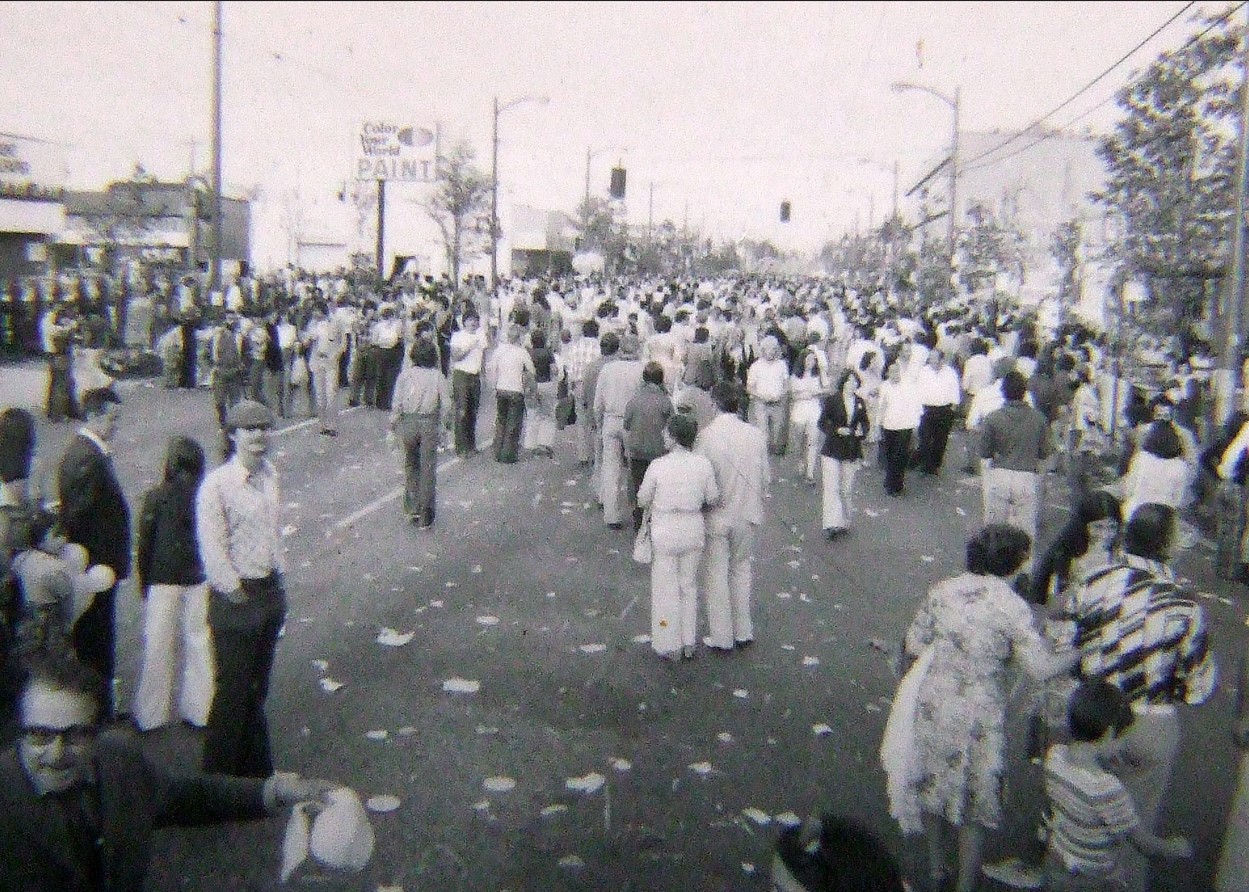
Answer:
[
  {"left": 449, "top": 313, "right": 488, "bottom": 457},
  {"left": 372, "top": 304, "right": 406, "bottom": 411},
  {"left": 747, "top": 335, "right": 790, "bottom": 455},
  {"left": 698, "top": 381, "right": 770, "bottom": 652},
  {"left": 912, "top": 348, "right": 962, "bottom": 476},
  {"left": 196, "top": 400, "right": 284, "bottom": 777},
  {"left": 305, "top": 301, "right": 344, "bottom": 436},
  {"left": 487, "top": 323, "right": 535, "bottom": 464},
  {"left": 594, "top": 333, "right": 645, "bottom": 529}
]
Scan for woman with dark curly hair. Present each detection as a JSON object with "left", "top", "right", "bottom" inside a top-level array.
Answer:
[{"left": 899, "top": 524, "right": 1076, "bottom": 892}]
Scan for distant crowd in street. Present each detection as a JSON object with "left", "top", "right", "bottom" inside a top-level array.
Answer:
[{"left": 3, "top": 263, "right": 1249, "bottom": 891}]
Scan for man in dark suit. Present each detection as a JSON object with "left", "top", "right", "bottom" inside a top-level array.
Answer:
[
  {"left": 0, "top": 656, "right": 335, "bottom": 892},
  {"left": 57, "top": 387, "right": 130, "bottom": 717}
]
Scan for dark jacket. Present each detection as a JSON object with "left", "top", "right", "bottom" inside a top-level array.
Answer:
[
  {"left": 624, "top": 382, "right": 674, "bottom": 461},
  {"left": 136, "top": 480, "right": 205, "bottom": 590},
  {"left": 58, "top": 434, "right": 131, "bottom": 578},
  {"left": 0, "top": 729, "right": 268, "bottom": 892},
  {"left": 818, "top": 393, "right": 870, "bottom": 461}
]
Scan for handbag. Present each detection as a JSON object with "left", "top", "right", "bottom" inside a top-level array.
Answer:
[{"left": 632, "top": 510, "right": 653, "bottom": 564}]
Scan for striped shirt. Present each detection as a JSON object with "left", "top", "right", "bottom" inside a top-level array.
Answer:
[
  {"left": 1070, "top": 555, "right": 1217, "bottom": 706},
  {"left": 1044, "top": 744, "right": 1139, "bottom": 875}
]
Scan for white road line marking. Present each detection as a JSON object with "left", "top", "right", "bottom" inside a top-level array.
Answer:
[
  {"left": 333, "top": 456, "right": 461, "bottom": 529},
  {"left": 274, "top": 405, "right": 361, "bottom": 437},
  {"left": 618, "top": 593, "right": 638, "bottom": 620}
]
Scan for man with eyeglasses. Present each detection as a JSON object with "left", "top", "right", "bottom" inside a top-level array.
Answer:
[{"left": 0, "top": 656, "right": 334, "bottom": 891}]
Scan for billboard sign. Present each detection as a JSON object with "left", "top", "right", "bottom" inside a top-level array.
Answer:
[
  {"left": 354, "top": 122, "right": 437, "bottom": 182},
  {"left": 0, "top": 133, "right": 66, "bottom": 202}
]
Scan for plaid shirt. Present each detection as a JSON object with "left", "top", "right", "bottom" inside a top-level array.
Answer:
[{"left": 1069, "top": 554, "right": 1217, "bottom": 706}]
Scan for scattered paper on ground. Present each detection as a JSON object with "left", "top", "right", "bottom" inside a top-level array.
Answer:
[
  {"left": 632, "top": 634, "right": 651, "bottom": 643},
  {"left": 775, "top": 811, "right": 802, "bottom": 826},
  {"left": 472, "top": 799, "right": 491, "bottom": 812},
  {"left": 311, "top": 659, "right": 329, "bottom": 672},
  {"left": 718, "top": 732, "right": 734, "bottom": 743},
  {"left": 566, "top": 772, "right": 606, "bottom": 793},
  {"left": 611, "top": 758, "right": 632, "bottom": 771},
  {"left": 281, "top": 525, "right": 298, "bottom": 537},
  {"left": 319, "top": 678, "right": 344, "bottom": 693},
  {"left": 476, "top": 615, "right": 500, "bottom": 626},
  {"left": 365, "top": 794, "right": 400, "bottom": 813},
  {"left": 471, "top": 565, "right": 483, "bottom": 574},
  {"left": 377, "top": 628, "right": 415, "bottom": 647},
  {"left": 802, "top": 656, "right": 820, "bottom": 667},
  {"left": 483, "top": 776, "right": 516, "bottom": 792},
  {"left": 689, "top": 761, "right": 713, "bottom": 776},
  {"left": 442, "top": 678, "right": 480, "bottom": 694},
  {"left": 541, "top": 805, "right": 568, "bottom": 817},
  {"left": 579, "top": 643, "right": 607, "bottom": 654},
  {"left": 365, "top": 730, "right": 388, "bottom": 741},
  {"left": 742, "top": 807, "right": 771, "bottom": 826},
  {"left": 864, "top": 508, "right": 880, "bottom": 518},
  {"left": 742, "top": 862, "right": 756, "bottom": 874},
  {"left": 733, "top": 689, "right": 749, "bottom": 699},
  {"left": 921, "top": 554, "right": 935, "bottom": 562},
  {"left": 787, "top": 560, "right": 801, "bottom": 569},
  {"left": 397, "top": 726, "right": 417, "bottom": 736},
  {"left": 776, "top": 591, "right": 792, "bottom": 600},
  {"left": 558, "top": 855, "right": 585, "bottom": 869},
  {"left": 956, "top": 506, "right": 967, "bottom": 516},
  {"left": 812, "top": 723, "right": 833, "bottom": 736}
]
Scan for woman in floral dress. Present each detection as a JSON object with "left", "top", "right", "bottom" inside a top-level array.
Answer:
[{"left": 903, "top": 525, "right": 1076, "bottom": 892}]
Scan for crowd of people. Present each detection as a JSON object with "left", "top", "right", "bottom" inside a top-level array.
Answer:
[{"left": 2, "top": 263, "right": 1249, "bottom": 890}]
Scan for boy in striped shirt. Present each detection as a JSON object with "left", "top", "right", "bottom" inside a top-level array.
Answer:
[{"left": 1042, "top": 680, "right": 1192, "bottom": 890}]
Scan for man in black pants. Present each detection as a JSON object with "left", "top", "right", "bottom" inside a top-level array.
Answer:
[{"left": 196, "top": 400, "right": 285, "bottom": 777}]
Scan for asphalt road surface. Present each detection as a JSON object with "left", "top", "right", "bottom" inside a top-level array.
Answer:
[{"left": 3, "top": 361, "right": 1245, "bottom": 892}]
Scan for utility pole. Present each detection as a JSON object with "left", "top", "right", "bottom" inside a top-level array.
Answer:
[
  {"left": 1218, "top": 12, "right": 1249, "bottom": 425},
  {"left": 949, "top": 86, "right": 961, "bottom": 264},
  {"left": 490, "top": 96, "right": 499, "bottom": 291},
  {"left": 584, "top": 146, "right": 593, "bottom": 233},
  {"left": 892, "top": 160, "right": 899, "bottom": 219},
  {"left": 376, "top": 180, "right": 386, "bottom": 280},
  {"left": 209, "top": 0, "right": 223, "bottom": 297}
]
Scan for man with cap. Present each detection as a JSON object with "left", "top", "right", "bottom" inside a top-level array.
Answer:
[
  {"left": 196, "top": 399, "right": 287, "bottom": 777},
  {"left": 594, "top": 333, "right": 645, "bottom": 529}
]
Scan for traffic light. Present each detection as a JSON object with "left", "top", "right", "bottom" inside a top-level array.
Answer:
[
  {"left": 780, "top": 201, "right": 791, "bottom": 223},
  {"left": 610, "top": 167, "right": 627, "bottom": 199}
]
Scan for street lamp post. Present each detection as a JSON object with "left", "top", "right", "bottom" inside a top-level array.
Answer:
[
  {"left": 490, "top": 93, "right": 548, "bottom": 292},
  {"left": 892, "top": 80, "right": 961, "bottom": 292}
]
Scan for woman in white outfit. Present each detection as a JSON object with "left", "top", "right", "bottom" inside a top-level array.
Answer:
[
  {"left": 789, "top": 349, "right": 827, "bottom": 483},
  {"left": 637, "top": 413, "right": 719, "bottom": 662},
  {"left": 1120, "top": 419, "right": 1194, "bottom": 523}
]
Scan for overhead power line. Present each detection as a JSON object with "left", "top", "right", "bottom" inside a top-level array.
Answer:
[
  {"left": 961, "top": 0, "right": 1247, "bottom": 174},
  {"left": 959, "top": 0, "right": 1197, "bottom": 171}
]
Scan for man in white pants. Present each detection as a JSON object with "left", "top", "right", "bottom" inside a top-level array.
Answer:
[
  {"left": 697, "top": 381, "right": 770, "bottom": 652},
  {"left": 305, "top": 300, "right": 345, "bottom": 437}
]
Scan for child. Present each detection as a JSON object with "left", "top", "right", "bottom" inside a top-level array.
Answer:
[
  {"left": 989, "top": 680, "right": 1193, "bottom": 890},
  {"left": 12, "top": 511, "right": 81, "bottom": 661}
]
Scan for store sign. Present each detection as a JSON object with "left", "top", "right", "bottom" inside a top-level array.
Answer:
[
  {"left": 0, "top": 134, "right": 65, "bottom": 202},
  {"left": 354, "top": 121, "right": 437, "bottom": 182}
]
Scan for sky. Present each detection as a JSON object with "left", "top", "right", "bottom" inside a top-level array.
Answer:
[{"left": 0, "top": 1, "right": 1233, "bottom": 268}]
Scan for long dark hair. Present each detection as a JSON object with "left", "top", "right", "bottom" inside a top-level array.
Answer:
[{"left": 164, "top": 436, "right": 205, "bottom": 490}]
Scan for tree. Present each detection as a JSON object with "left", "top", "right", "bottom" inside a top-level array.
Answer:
[
  {"left": 422, "top": 140, "right": 492, "bottom": 284},
  {"left": 1094, "top": 7, "right": 1241, "bottom": 342},
  {"left": 956, "top": 200, "right": 1025, "bottom": 296},
  {"left": 78, "top": 163, "right": 163, "bottom": 275},
  {"left": 1050, "top": 218, "right": 1083, "bottom": 326}
]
